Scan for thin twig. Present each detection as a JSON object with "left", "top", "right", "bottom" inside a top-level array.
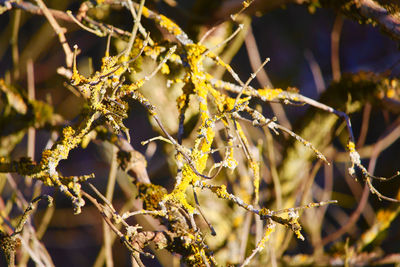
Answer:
[
  {"left": 34, "top": 0, "right": 73, "bottom": 67},
  {"left": 244, "top": 25, "right": 291, "bottom": 129},
  {"left": 124, "top": 0, "right": 145, "bottom": 59},
  {"left": 204, "top": 24, "right": 244, "bottom": 55}
]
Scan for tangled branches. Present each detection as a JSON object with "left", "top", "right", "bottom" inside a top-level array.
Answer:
[{"left": 1, "top": 0, "right": 400, "bottom": 266}]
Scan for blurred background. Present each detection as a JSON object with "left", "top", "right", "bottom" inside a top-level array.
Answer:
[{"left": 1, "top": 0, "right": 400, "bottom": 266}]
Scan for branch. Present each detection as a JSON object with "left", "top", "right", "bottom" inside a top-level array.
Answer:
[
  {"left": 356, "top": 0, "right": 400, "bottom": 40},
  {"left": 4, "top": 1, "right": 73, "bottom": 22}
]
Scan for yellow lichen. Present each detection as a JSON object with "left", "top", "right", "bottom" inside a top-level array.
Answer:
[
  {"left": 161, "top": 63, "right": 170, "bottom": 74},
  {"left": 257, "top": 223, "right": 276, "bottom": 249},
  {"left": 250, "top": 160, "right": 260, "bottom": 203},
  {"left": 347, "top": 141, "right": 356, "bottom": 152},
  {"left": 211, "top": 184, "right": 230, "bottom": 199},
  {"left": 258, "top": 88, "right": 283, "bottom": 101},
  {"left": 159, "top": 15, "right": 182, "bottom": 36}
]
